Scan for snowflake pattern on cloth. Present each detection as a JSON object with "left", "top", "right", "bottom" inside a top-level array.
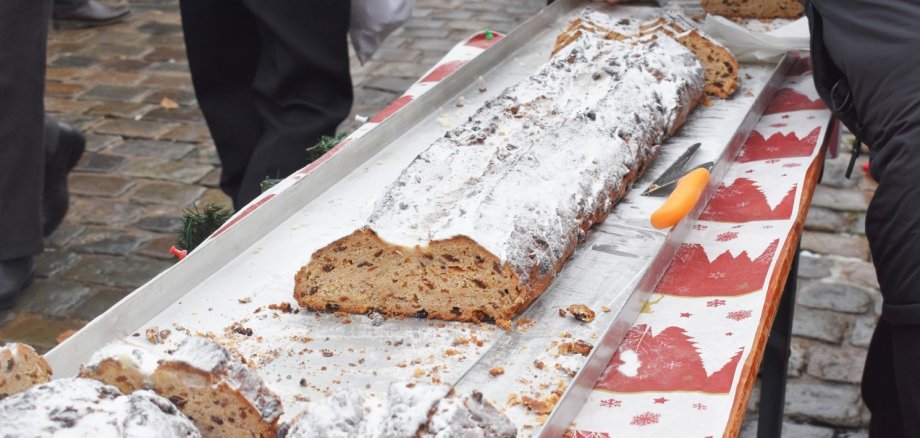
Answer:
[{"left": 570, "top": 57, "right": 833, "bottom": 437}]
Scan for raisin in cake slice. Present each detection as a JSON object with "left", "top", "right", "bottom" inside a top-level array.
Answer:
[
  {"left": 701, "top": 0, "right": 804, "bottom": 19},
  {"left": 295, "top": 30, "right": 705, "bottom": 325},
  {"left": 0, "top": 343, "right": 52, "bottom": 399},
  {"left": 80, "top": 337, "right": 283, "bottom": 438},
  {"left": 0, "top": 378, "right": 200, "bottom": 437}
]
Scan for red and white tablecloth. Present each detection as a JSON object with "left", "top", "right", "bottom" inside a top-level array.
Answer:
[{"left": 568, "top": 57, "right": 832, "bottom": 437}]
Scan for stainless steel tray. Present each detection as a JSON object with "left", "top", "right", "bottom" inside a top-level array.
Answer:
[{"left": 47, "top": 1, "right": 794, "bottom": 435}]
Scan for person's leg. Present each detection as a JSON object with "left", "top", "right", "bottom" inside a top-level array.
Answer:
[
  {"left": 234, "top": 0, "right": 353, "bottom": 207},
  {"left": 179, "top": 0, "right": 264, "bottom": 209},
  {"left": 42, "top": 115, "right": 85, "bottom": 238},
  {"left": 890, "top": 323, "right": 920, "bottom": 434},
  {"left": 0, "top": 0, "right": 51, "bottom": 306},
  {"left": 862, "top": 320, "right": 905, "bottom": 437}
]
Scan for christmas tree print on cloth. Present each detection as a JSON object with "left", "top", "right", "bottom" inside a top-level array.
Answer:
[
  {"left": 736, "top": 126, "right": 822, "bottom": 163},
  {"left": 699, "top": 153, "right": 811, "bottom": 224},
  {"left": 700, "top": 178, "right": 796, "bottom": 222},
  {"left": 595, "top": 324, "right": 743, "bottom": 394},
  {"left": 657, "top": 239, "right": 778, "bottom": 297},
  {"left": 763, "top": 58, "right": 825, "bottom": 115},
  {"left": 567, "top": 431, "right": 612, "bottom": 438}
]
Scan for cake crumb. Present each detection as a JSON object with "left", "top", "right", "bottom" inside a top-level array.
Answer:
[
  {"left": 601, "top": 306, "right": 611, "bottom": 313},
  {"left": 145, "top": 327, "right": 170, "bottom": 344},
  {"left": 489, "top": 366, "right": 505, "bottom": 377},
  {"left": 268, "top": 302, "right": 292, "bottom": 313},
  {"left": 534, "top": 360, "right": 545, "bottom": 370},
  {"left": 558, "top": 340, "right": 593, "bottom": 356},
  {"left": 566, "top": 304, "right": 596, "bottom": 323},
  {"left": 521, "top": 393, "right": 560, "bottom": 415},
  {"left": 558, "top": 308, "right": 567, "bottom": 317},
  {"left": 238, "top": 297, "right": 252, "bottom": 304},
  {"left": 516, "top": 318, "right": 535, "bottom": 332}
]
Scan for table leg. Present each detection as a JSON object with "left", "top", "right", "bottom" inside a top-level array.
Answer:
[{"left": 757, "top": 245, "right": 799, "bottom": 437}]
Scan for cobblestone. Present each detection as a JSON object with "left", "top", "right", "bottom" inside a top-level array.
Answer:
[
  {"left": 94, "top": 119, "right": 175, "bottom": 139},
  {"left": 801, "top": 231, "right": 870, "bottom": 260},
  {"left": 70, "top": 229, "right": 151, "bottom": 256},
  {"left": 797, "top": 282, "right": 873, "bottom": 314},
  {"left": 121, "top": 157, "right": 213, "bottom": 183},
  {"left": 792, "top": 307, "right": 850, "bottom": 344},
  {"left": 61, "top": 255, "right": 172, "bottom": 289},
  {"left": 811, "top": 185, "right": 870, "bottom": 212},
  {"left": 74, "top": 152, "right": 128, "bottom": 173},
  {"left": 806, "top": 345, "right": 867, "bottom": 384},
  {"left": 129, "top": 181, "right": 205, "bottom": 206},
  {"left": 798, "top": 254, "right": 832, "bottom": 280},
  {"left": 34, "top": 251, "right": 82, "bottom": 279},
  {"left": 850, "top": 317, "right": 876, "bottom": 348},
  {"left": 784, "top": 381, "right": 868, "bottom": 427},
  {"left": 68, "top": 174, "right": 135, "bottom": 197}
]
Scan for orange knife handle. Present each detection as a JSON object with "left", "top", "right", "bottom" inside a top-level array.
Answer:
[{"left": 649, "top": 167, "right": 710, "bottom": 230}]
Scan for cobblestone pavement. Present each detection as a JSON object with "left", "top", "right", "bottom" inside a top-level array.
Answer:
[{"left": 0, "top": 0, "right": 874, "bottom": 435}]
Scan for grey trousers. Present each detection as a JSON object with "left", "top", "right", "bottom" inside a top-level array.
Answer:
[{"left": 0, "top": 0, "right": 51, "bottom": 261}]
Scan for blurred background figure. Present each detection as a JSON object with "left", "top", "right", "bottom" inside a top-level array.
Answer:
[
  {"left": 0, "top": 0, "right": 86, "bottom": 309},
  {"left": 52, "top": 0, "right": 130, "bottom": 28},
  {"left": 178, "top": 1, "right": 354, "bottom": 210}
]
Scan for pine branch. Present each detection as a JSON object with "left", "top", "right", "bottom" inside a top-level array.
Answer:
[
  {"left": 176, "top": 204, "right": 233, "bottom": 253},
  {"left": 306, "top": 132, "right": 349, "bottom": 161}
]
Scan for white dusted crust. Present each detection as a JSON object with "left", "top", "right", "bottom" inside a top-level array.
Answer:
[
  {"left": 283, "top": 388, "right": 367, "bottom": 438},
  {"left": 0, "top": 343, "right": 52, "bottom": 399},
  {"left": 80, "top": 343, "right": 159, "bottom": 394},
  {"left": 555, "top": 9, "right": 739, "bottom": 98},
  {"left": 283, "top": 384, "right": 514, "bottom": 438},
  {"left": 295, "top": 29, "right": 705, "bottom": 325},
  {"left": 80, "top": 338, "right": 283, "bottom": 438},
  {"left": 421, "top": 390, "right": 516, "bottom": 438},
  {"left": 0, "top": 378, "right": 200, "bottom": 437}
]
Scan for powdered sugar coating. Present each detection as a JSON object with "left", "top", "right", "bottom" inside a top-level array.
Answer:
[
  {"left": 378, "top": 382, "right": 450, "bottom": 437},
  {"left": 0, "top": 378, "right": 200, "bottom": 437},
  {"left": 169, "top": 337, "right": 283, "bottom": 424},
  {"left": 84, "top": 343, "right": 160, "bottom": 378},
  {"left": 422, "top": 391, "right": 516, "bottom": 438},
  {"left": 367, "top": 31, "right": 704, "bottom": 284},
  {"left": 284, "top": 389, "right": 366, "bottom": 438},
  {"left": 284, "top": 384, "right": 514, "bottom": 438}
]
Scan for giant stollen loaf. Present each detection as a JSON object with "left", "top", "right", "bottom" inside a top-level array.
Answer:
[{"left": 294, "top": 13, "right": 724, "bottom": 325}]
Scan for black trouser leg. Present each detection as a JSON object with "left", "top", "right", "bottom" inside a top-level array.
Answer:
[
  {"left": 0, "top": 0, "right": 51, "bottom": 261},
  {"left": 180, "top": 1, "right": 352, "bottom": 210},
  {"left": 179, "top": 0, "right": 263, "bottom": 208},
  {"left": 862, "top": 319, "right": 920, "bottom": 438},
  {"left": 237, "top": 0, "right": 352, "bottom": 207}
]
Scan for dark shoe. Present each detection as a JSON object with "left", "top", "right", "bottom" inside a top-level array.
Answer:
[
  {"left": 43, "top": 120, "right": 86, "bottom": 237},
  {"left": 0, "top": 257, "right": 34, "bottom": 310},
  {"left": 53, "top": 0, "right": 130, "bottom": 28}
]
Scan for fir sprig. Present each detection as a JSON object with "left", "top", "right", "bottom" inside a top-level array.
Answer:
[
  {"left": 176, "top": 204, "right": 234, "bottom": 253},
  {"left": 306, "top": 132, "right": 348, "bottom": 161}
]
